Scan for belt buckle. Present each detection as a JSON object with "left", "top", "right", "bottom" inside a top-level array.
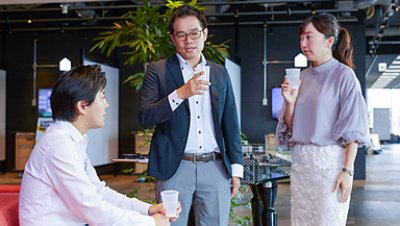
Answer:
[
  {"left": 193, "top": 153, "right": 206, "bottom": 163},
  {"left": 193, "top": 153, "right": 199, "bottom": 163}
]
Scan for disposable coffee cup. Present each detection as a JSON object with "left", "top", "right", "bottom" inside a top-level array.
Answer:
[
  {"left": 160, "top": 190, "right": 179, "bottom": 217},
  {"left": 285, "top": 68, "right": 301, "bottom": 88}
]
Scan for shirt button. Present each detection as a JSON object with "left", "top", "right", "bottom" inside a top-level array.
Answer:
[
  {"left": 199, "top": 146, "right": 202, "bottom": 149},
  {"left": 197, "top": 116, "right": 200, "bottom": 119},
  {"left": 198, "top": 130, "right": 201, "bottom": 134},
  {"left": 172, "top": 100, "right": 175, "bottom": 103},
  {"left": 196, "top": 101, "right": 199, "bottom": 104}
]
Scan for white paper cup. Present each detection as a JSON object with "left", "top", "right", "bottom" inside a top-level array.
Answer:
[
  {"left": 195, "top": 65, "right": 210, "bottom": 81},
  {"left": 160, "top": 190, "right": 179, "bottom": 217},
  {"left": 285, "top": 68, "right": 301, "bottom": 88}
]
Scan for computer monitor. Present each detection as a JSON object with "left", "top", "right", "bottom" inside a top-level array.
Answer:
[
  {"left": 38, "top": 88, "right": 52, "bottom": 117},
  {"left": 271, "top": 87, "right": 284, "bottom": 119}
]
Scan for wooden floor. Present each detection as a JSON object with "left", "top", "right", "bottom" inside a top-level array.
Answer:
[{"left": 2, "top": 144, "right": 400, "bottom": 225}]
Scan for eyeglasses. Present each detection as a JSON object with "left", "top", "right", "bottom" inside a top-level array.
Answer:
[{"left": 173, "top": 29, "right": 204, "bottom": 42}]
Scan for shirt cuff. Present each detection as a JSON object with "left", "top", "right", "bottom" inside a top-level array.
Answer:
[
  {"left": 231, "top": 163, "right": 243, "bottom": 178},
  {"left": 132, "top": 198, "right": 152, "bottom": 216},
  {"left": 168, "top": 90, "right": 184, "bottom": 111}
]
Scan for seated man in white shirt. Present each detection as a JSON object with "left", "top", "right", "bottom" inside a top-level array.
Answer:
[{"left": 19, "top": 65, "right": 178, "bottom": 226}]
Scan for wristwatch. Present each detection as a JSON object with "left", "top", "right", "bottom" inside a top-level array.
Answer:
[{"left": 342, "top": 167, "right": 354, "bottom": 176}]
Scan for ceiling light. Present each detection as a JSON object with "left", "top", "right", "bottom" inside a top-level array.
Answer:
[
  {"left": 382, "top": 72, "right": 400, "bottom": 76},
  {"left": 379, "top": 75, "right": 396, "bottom": 79},
  {"left": 59, "top": 57, "right": 71, "bottom": 71},
  {"left": 384, "top": 69, "right": 400, "bottom": 73}
]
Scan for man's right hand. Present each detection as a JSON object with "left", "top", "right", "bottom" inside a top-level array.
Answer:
[
  {"left": 152, "top": 213, "right": 170, "bottom": 226},
  {"left": 176, "top": 71, "right": 211, "bottom": 99}
]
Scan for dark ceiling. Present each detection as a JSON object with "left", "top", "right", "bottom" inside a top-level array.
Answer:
[{"left": 1, "top": 0, "right": 399, "bottom": 88}]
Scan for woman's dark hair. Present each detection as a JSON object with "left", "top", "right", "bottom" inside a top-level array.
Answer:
[
  {"left": 168, "top": 5, "right": 207, "bottom": 34},
  {"left": 299, "top": 13, "right": 354, "bottom": 69},
  {"left": 50, "top": 65, "right": 106, "bottom": 122}
]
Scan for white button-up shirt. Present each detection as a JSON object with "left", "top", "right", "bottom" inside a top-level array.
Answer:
[
  {"left": 19, "top": 121, "right": 155, "bottom": 226},
  {"left": 168, "top": 53, "right": 243, "bottom": 178}
]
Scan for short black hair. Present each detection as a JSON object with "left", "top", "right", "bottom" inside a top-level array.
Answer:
[
  {"left": 50, "top": 65, "right": 106, "bottom": 122},
  {"left": 168, "top": 5, "right": 207, "bottom": 34}
]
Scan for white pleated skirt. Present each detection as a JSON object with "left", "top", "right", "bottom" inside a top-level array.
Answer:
[{"left": 290, "top": 144, "right": 351, "bottom": 226}]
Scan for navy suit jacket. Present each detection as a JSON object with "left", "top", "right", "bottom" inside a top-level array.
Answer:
[{"left": 138, "top": 55, "right": 243, "bottom": 180}]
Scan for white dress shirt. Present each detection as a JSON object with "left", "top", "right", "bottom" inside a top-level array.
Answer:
[
  {"left": 168, "top": 53, "right": 243, "bottom": 178},
  {"left": 19, "top": 121, "right": 155, "bottom": 226}
]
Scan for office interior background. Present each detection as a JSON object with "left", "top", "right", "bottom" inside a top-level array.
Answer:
[{"left": 0, "top": 0, "right": 399, "bottom": 179}]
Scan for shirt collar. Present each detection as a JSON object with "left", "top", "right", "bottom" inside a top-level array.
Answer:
[
  {"left": 176, "top": 53, "right": 207, "bottom": 72},
  {"left": 310, "top": 58, "right": 338, "bottom": 74},
  {"left": 55, "top": 120, "right": 88, "bottom": 144}
]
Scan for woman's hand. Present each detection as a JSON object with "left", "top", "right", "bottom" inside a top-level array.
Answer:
[
  {"left": 333, "top": 172, "right": 353, "bottom": 203},
  {"left": 281, "top": 76, "right": 301, "bottom": 105}
]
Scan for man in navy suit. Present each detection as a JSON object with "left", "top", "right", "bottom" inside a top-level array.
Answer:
[{"left": 139, "top": 5, "right": 243, "bottom": 226}]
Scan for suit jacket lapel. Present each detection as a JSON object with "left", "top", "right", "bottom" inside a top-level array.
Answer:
[
  {"left": 166, "top": 55, "right": 190, "bottom": 112},
  {"left": 209, "top": 64, "right": 220, "bottom": 128}
]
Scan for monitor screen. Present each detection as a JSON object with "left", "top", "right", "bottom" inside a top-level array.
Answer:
[
  {"left": 38, "top": 88, "right": 52, "bottom": 117},
  {"left": 271, "top": 87, "right": 284, "bottom": 119}
]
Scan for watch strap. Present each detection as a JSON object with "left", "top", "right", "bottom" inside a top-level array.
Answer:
[{"left": 342, "top": 167, "right": 354, "bottom": 176}]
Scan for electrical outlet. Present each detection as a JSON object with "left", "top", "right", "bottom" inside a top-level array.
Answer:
[{"left": 262, "top": 98, "right": 268, "bottom": 106}]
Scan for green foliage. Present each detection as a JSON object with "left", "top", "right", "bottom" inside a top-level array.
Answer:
[
  {"left": 126, "top": 186, "right": 156, "bottom": 204},
  {"left": 229, "top": 185, "right": 252, "bottom": 225},
  {"left": 122, "top": 166, "right": 155, "bottom": 182},
  {"left": 241, "top": 132, "right": 248, "bottom": 143},
  {"left": 91, "top": 0, "right": 229, "bottom": 91},
  {"left": 135, "top": 127, "right": 155, "bottom": 147}
]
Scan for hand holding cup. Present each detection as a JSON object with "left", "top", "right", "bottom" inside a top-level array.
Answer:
[{"left": 160, "top": 190, "right": 180, "bottom": 218}]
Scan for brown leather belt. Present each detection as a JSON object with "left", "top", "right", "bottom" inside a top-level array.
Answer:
[{"left": 182, "top": 152, "right": 221, "bottom": 163}]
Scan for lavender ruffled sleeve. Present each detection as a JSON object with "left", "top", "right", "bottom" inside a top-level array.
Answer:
[
  {"left": 275, "top": 102, "right": 293, "bottom": 148},
  {"left": 333, "top": 73, "right": 371, "bottom": 147}
]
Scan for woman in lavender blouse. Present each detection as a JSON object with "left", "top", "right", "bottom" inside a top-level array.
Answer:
[{"left": 276, "top": 13, "right": 370, "bottom": 225}]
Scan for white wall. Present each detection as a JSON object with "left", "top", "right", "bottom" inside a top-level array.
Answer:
[
  {"left": 368, "top": 89, "right": 400, "bottom": 137},
  {"left": 83, "top": 60, "right": 119, "bottom": 166},
  {"left": 0, "top": 70, "right": 5, "bottom": 161},
  {"left": 225, "top": 58, "right": 241, "bottom": 127}
]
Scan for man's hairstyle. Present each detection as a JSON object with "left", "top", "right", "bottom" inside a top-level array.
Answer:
[
  {"left": 50, "top": 65, "right": 106, "bottom": 122},
  {"left": 168, "top": 5, "right": 207, "bottom": 34}
]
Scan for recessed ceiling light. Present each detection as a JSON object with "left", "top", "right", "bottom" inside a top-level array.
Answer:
[
  {"left": 382, "top": 72, "right": 400, "bottom": 76},
  {"left": 380, "top": 75, "right": 397, "bottom": 79},
  {"left": 384, "top": 69, "right": 400, "bottom": 73}
]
